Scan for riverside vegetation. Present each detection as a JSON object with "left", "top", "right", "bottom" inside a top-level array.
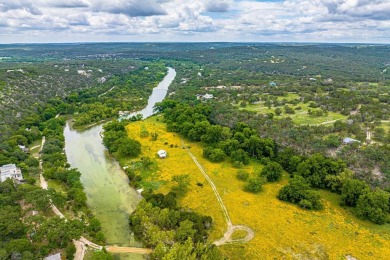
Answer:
[
  {"left": 123, "top": 116, "right": 390, "bottom": 259},
  {"left": 1, "top": 43, "right": 390, "bottom": 259}
]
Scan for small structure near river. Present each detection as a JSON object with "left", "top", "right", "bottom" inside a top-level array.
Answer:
[{"left": 157, "top": 150, "right": 167, "bottom": 158}]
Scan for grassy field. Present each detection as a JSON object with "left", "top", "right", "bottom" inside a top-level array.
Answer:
[
  {"left": 238, "top": 93, "right": 347, "bottom": 125},
  {"left": 126, "top": 117, "right": 390, "bottom": 259}
]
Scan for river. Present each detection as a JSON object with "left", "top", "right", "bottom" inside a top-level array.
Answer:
[
  {"left": 120, "top": 67, "right": 177, "bottom": 120},
  {"left": 64, "top": 67, "right": 176, "bottom": 257}
]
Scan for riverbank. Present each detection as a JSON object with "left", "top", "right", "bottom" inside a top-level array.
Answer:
[{"left": 63, "top": 67, "right": 177, "bottom": 259}]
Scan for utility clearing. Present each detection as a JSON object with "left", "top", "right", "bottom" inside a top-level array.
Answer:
[{"left": 182, "top": 140, "right": 254, "bottom": 245}]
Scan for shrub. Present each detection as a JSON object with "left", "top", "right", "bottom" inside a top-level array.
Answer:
[
  {"left": 278, "top": 176, "right": 323, "bottom": 210},
  {"left": 245, "top": 177, "right": 265, "bottom": 193},
  {"left": 356, "top": 189, "right": 390, "bottom": 224},
  {"left": 236, "top": 170, "right": 249, "bottom": 181},
  {"left": 261, "top": 162, "right": 283, "bottom": 182}
]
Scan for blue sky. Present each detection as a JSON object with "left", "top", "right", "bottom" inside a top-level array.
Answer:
[{"left": 1, "top": 0, "right": 390, "bottom": 43}]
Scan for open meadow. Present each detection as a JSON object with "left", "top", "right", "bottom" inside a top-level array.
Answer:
[
  {"left": 237, "top": 93, "right": 347, "bottom": 125},
  {"left": 125, "top": 117, "right": 390, "bottom": 259}
]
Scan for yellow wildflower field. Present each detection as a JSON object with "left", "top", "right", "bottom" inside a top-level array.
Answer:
[{"left": 126, "top": 116, "right": 390, "bottom": 259}]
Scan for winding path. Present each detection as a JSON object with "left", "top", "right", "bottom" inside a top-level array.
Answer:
[{"left": 182, "top": 141, "right": 254, "bottom": 245}]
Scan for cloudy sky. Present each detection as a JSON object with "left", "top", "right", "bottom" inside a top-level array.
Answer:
[{"left": 1, "top": 0, "right": 390, "bottom": 43}]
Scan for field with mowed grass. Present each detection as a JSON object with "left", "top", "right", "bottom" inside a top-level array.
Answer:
[
  {"left": 125, "top": 116, "right": 390, "bottom": 259},
  {"left": 237, "top": 93, "right": 347, "bottom": 125}
]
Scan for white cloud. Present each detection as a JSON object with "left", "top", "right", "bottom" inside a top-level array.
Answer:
[{"left": 0, "top": 0, "right": 389, "bottom": 43}]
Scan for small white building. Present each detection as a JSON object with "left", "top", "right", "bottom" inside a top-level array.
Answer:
[
  {"left": 196, "top": 93, "right": 214, "bottom": 100},
  {"left": 203, "top": 93, "right": 214, "bottom": 99},
  {"left": 18, "top": 145, "right": 29, "bottom": 153},
  {"left": 157, "top": 150, "right": 167, "bottom": 158},
  {"left": 343, "top": 137, "right": 361, "bottom": 144},
  {"left": 0, "top": 164, "right": 23, "bottom": 182}
]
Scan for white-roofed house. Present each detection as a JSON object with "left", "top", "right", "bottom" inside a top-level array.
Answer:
[
  {"left": 0, "top": 164, "right": 23, "bottom": 182},
  {"left": 157, "top": 150, "right": 167, "bottom": 158}
]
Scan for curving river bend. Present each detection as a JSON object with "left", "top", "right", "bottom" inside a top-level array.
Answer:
[{"left": 64, "top": 67, "right": 176, "bottom": 257}]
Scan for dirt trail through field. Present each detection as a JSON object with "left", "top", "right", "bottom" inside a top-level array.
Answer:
[
  {"left": 182, "top": 141, "right": 254, "bottom": 245},
  {"left": 105, "top": 246, "right": 153, "bottom": 254}
]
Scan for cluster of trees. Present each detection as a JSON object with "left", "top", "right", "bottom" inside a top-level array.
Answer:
[
  {"left": 102, "top": 120, "right": 141, "bottom": 158},
  {"left": 167, "top": 59, "right": 389, "bottom": 186},
  {"left": 277, "top": 149, "right": 390, "bottom": 223},
  {"left": 0, "top": 179, "right": 84, "bottom": 259},
  {"left": 159, "top": 101, "right": 390, "bottom": 224},
  {"left": 0, "top": 95, "right": 109, "bottom": 257},
  {"left": 158, "top": 101, "right": 276, "bottom": 169},
  {"left": 129, "top": 190, "right": 222, "bottom": 259},
  {"left": 40, "top": 118, "right": 89, "bottom": 212},
  {"left": 236, "top": 162, "right": 284, "bottom": 193},
  {"left": 70, "top": 63, "right": 167, "bottom": 127}
]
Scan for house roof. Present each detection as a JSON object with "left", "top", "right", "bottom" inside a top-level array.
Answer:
[
  {"left": 157, "top": 150, "right": 167, "bottom": 155},
  {"left": 343, "top": 137, "right": 360, "bottom": 143}
]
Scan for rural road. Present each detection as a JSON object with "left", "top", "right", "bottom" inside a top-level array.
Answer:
[{"left": 183, "top": 141, "right": 254, "bottom": 245}]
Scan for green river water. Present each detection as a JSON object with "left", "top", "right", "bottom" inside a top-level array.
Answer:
[{"left": 64, "top": 67, "right": 176, "bottom": 259}]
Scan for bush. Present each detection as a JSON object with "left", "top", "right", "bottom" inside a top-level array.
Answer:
[
  {"left": 277, "top": 176, "right": 323, "bottom": 210},
  {"left": 261, "top": 162, "right": 283, "bottom": 182},
  {"left": 231, "top": 149, "right": 250, "bottom": 165},
  {"left": 245, "top": 177, "right": 265, "bottom": 193},
  {"left": 65, "top": 243, "right": 76, "bottom": 259},
  {"left": 203, "top": 147, "right": 226, "bottom": 162},
  {"left": 341, "top": 179, "right": 369, "bottom": 207},
  {"left": 356, "top": 189, "right": 390, "bottom": 224},
  {"left": 236, "top": 170, "right": 249, "bottom": 181}
]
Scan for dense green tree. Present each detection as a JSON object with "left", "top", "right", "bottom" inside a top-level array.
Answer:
[
  {"left": 278, "top": 176, "right": 323, "bottom": 210},
  {"left": 295, "top": 154, "right": 344, "bottom": 188},
  {"left": 356, "top": 189, "right": 390, "bottom": 224},
  {"left": 245, "top": 177, "right": 265, "bottom": 193},
  {"left": 341, "top": 179, "right": 369, "bottom": 207},
  {"left": 231, "top": 149, "right": 250, "bottom": 165},
  {"left": 116, "top": 138, "right": 141, "bottom": 157},
  {"left": 261, "top": 162, "right": 283, "bottom": 182}
]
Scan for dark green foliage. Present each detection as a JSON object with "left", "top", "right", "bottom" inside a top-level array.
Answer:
[
  {"left": 0, "top": 182, "right": 84, "bottom": 257},
  {"left": 356, "top": 189, "right": 390, "bottom": 225},
  {"left": 129, "top": 185, "right": 220, "bottom": 259},
  {"left": 261, "top": 161, "right": 283, "bottom": 182},
  {"left": 278, "top": 176, "right": 323, "bottom": 210},
  {"left": 294, "top": 154, "right": 345, "bottom": 188},
  {"left": 203, "top": 147, "right": 226, "bottom": 162},
  {"left": 117, "top": 138, "right": 141, "bottom": 157},
  {"left": 230, "top": 149, "right": 250, "bottom": 165},
  {"left": 245, "top": 177, "right": 265, "bottom": 193},
  {"left": 276, "top": 148, "right": 302, "bottom": 174},
  {"left": 356, "top": 189, "right": 390, "bottom": 224},
  {"left": 102, "top": 120, "right": 141, "bottom": 157},
  {"left": 129, "top": 200, "right": 213, "bottom": 247},
  {"left": 341, "top": 179, "right": 370, "bottom": 207},
  {"left": 65, "top": 243, "right": 76, "bottom": 260},
  {"left": 143, "top": 190, "right": 178, "bottom": 209}
]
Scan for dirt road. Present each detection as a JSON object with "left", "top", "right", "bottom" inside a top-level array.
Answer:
[{"left": 183, "top": 141, "right": 254, "bottom": 245}]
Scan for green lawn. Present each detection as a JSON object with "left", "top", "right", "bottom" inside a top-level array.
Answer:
[{"left": 240, "top": 100, "right": 347, "bottom": 125}]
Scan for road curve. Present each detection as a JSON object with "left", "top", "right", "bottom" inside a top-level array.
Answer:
[{"left": 182, "top": 140, "right": 254, "bottom": 246}]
